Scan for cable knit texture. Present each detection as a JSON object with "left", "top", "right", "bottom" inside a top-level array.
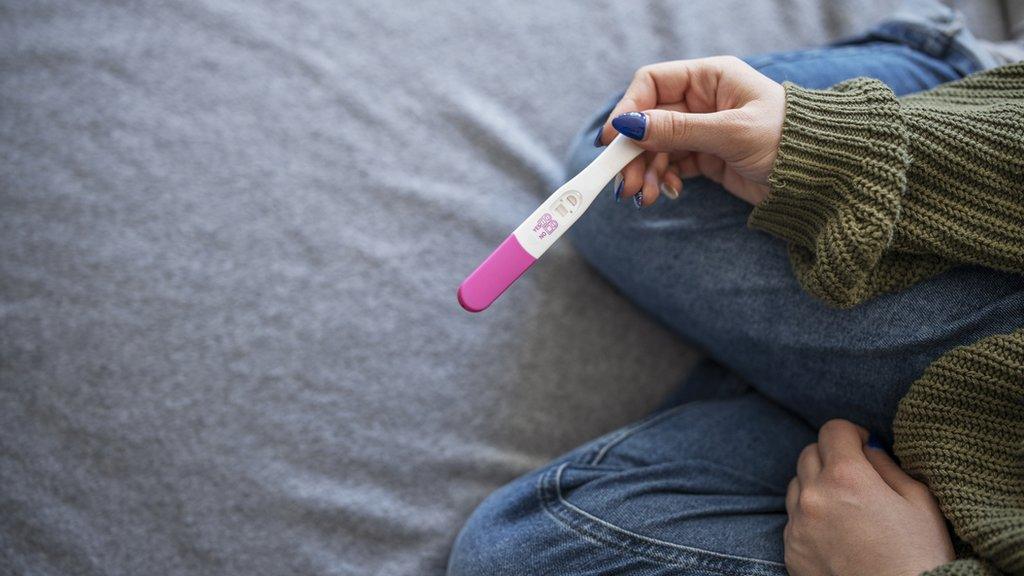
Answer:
[
  {"left": 923, "top": 559, "right": 1002, "bottom": 576},
  {"left": 750, "top": 63, "right": 1024, "bottom": 576},
  {"left": 896, "top": 331, "right": 1024, "bottom": 576},
  {"left": 750, "top": 63, "right": 1024, "bottom": 308}
]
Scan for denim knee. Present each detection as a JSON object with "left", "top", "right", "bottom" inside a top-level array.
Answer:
[
  {"left": 447, "top": 463, "right": 788, "bottom": 576},
  {"left": 447, "top": 471, "right": 558, "bottom": 576},
  {"left": 448, "top": 398, "right": 803, "bottom": 576}
]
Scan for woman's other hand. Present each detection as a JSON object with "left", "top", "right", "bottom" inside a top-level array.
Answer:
[
  {"left": 596, "top": 56, "right": 784, "bottom": 206},
  {"left": 784, "top": 419, "right": 956, "bottom": 576}
]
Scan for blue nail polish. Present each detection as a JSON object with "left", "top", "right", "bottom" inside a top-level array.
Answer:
[
  {"left": 612, "top": 112, "right": 647, "bottom": 141},
  {"left": 866, "top": 434, "right": 886, "bottom": 450},
  {"left": 614, "top": 179, "right": 624, "bottom": 203},
  {"left": 593, "top": 129, "right": 604, "bottom": 147},
  {"left": 633, "top": 191, "right": 643, "bottom": 209}
]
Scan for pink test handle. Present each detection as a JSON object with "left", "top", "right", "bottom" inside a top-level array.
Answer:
[
  {"left": 456, "top": 135, "right": 643, "bottom": 313},
  {"left": 456, "top": 234, "right": 536, "bottom": 313}
]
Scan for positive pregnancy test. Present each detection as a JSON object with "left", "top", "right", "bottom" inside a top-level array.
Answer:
[{"left": 458, "top": 134, "right": 644, "bottom": 312}]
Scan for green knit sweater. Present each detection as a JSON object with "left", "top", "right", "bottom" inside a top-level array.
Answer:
[{"left": 748, "top": 63, "right": 1024, "bottom": 575}]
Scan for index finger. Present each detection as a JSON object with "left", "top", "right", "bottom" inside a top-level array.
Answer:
[
  {"left": 863, "top": 446, "right": 929, "bottom": 500},
  {"left": 817, "top": 419, "right": 870, "bottom": 467}
]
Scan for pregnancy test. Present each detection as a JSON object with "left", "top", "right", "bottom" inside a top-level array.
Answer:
[{"left": 458, "top": 134, "right": 643, "bottom": 312}]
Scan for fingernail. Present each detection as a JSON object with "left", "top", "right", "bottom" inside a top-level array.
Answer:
[
  {"left": 593, "top": 129, "right": 604, "bottom": 147},
  {"left": 613, "top": 173, "right": 623, "bottom": 203},
  {"left": 633, "top": 191, "right": 643, "bottom": 209},
  {"left": 660, "top": 182, "right": 679, "bottom": 200},
  {"left": 612, "top": 112, "right": 647, "bottom": 141},
  {"left": 866, "top": 434, "right": 886, "bottom": 450}
]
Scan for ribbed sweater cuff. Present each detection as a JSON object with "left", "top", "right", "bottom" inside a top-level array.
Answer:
[
  {"left": 922, "top": 559, "right": 998, "bottom": 576},
  {"left": 748, "top": 78, "right": 911, "bottom": 307}
]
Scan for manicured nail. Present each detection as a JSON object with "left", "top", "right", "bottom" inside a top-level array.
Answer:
[
  {"left": 866, "top": 434, "right": 885, "bottom": 450},
  {"left": 613, "top": 173, "right": 623, "bottom": 203},
  {"left": 633, "top": 191, "right": 643, "bottom": 209},
  {"left": 660, "top": 182, "right": 679, "bottom": 200},
  {"left": 593, "top": 129, "right": 604, "bottom": 147},
  {"left": 612, "top": 112, "right": 647, "bottom": 141}
]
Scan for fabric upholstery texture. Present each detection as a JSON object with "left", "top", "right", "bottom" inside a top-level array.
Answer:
[{"left": 0, "top": 1, "right": 1014, "bottom": 574}]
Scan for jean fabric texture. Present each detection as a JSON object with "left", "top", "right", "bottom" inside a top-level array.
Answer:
[{"left": 447, "top": 22, "right": 1024, "bottom": 576}]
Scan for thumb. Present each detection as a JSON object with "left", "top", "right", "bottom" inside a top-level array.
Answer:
[
  {"left": 863, "top": 442, "right": 926, "bottom": 499},
  {"left": 612, "top": 109, "right": 737, "bottom": 156}
]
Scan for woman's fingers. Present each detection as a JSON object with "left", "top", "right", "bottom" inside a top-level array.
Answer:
[
  {"left": 596, "top": 61, "right": 699, "bottom": 146},
  {"left": 597, "top": 55, "right": 731, "bottom": 145},
  {"left": 677, "top": 155, "right": 700, "bottom": 179},
  {"left": 817, "top": 420, "right": 870, "bottom": 468},
  {"left": 620, "top": 156, "right": 646, "bottom": 203},
  {"left": 613, "top": 153, "right": 686, "bottom": 207},
  {"left": 662, "top": 165, "right": 683, "bottom": 199},
  {"left": 797, "top": 443, "right": 823, "bottom": 482},
  {"left": 863, "top": 445, "right": 930, "bottom": 501},
  {"left": 637, "top": 152, "right": 669, "bottom": 207},
  {"left": 598, "top": 56, "right": 782, "bottom": 205},
  {"left": 785, "top": 477, "right": 800, "bottom": 514},
  {"left": 622, "top": 108, "right": 741, "bottom": 156},
  {"left": 697, "top": 153, "right": 727, "bottom": 184}
]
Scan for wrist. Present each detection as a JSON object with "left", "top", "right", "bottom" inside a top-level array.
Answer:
[
  {"left": 744, "top": 77, "right": 911, "bottom": 307},
  {"left": 751, "top": 78, "right": 907, "bottom": 240}
]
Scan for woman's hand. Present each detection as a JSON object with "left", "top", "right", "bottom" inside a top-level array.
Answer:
[
  {"left": 785, "top": 420, "right": 955, "bottom": 576},
  {"left": 596, "top": 56, "right": 785, "bottom": 206}
]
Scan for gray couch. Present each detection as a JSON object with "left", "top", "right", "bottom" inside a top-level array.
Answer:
[{"left": 1, "top": 1, "right": 1014, "bottom": 574}]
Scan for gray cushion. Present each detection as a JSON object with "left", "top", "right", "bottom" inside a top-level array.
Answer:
[{"left": 0, "top": 1, "right": 1004, "bottom": 574}]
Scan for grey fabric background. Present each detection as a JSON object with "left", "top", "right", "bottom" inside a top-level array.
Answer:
[{"left": 0, "top": 1, "right": 1010, "bottom": 575}]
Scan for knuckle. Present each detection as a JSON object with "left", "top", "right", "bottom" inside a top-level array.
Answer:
[
  {"left": 667, "top": 113, "right": 689, "bottom": 143},
  {"left": 787, "top": 476, "right": 799, "bottom": 493},
  {"left": 798, "top": 444, "right": 818, "bottom": 464},
  {"left": 708, "top": 54, "right": 744, "bottom": 71},
  {"left": 797, "top": 486, "right": 826, "bottom": 516},
  {"left": 783, "top": 546, "right": 796, "bottom": 570},
  {"left": 824, "top": 460, "right": 864, "bottom": 489},
  {"left": 820, "top": 418, "right": 854, "bottom": 437}
]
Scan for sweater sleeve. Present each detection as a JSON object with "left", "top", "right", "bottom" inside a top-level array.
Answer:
[
  {"left": 894, "top": 330, "right": 1024, "bottom": 576},
  {"left": 921, "top": 559, "right": 1001, "bottom": 576},
  {"left": 749, "top": 63, "right": 1024, "bottom": 308}
]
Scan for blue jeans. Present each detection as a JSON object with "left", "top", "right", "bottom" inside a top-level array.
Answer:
[{"left": 448, "top": 27, "right": 1024, "bottom": 576}]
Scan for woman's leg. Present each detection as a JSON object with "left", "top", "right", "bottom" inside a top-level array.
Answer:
[
  {"left": 567, "top": 38, "right": 1024, "bottom": 442},
  {"left": 448, "top": 364, "right": 813, "bottom": 576},
  {"left": 449, "top": 28, "right": 1022, "bottom": 576}
]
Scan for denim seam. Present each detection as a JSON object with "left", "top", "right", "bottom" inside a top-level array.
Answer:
[
  {"left": 868, "top": 21, "right": 986, "bottom": 73},
  {"left": 584, "top": 403, "right": 692, "bottom": 466},
  {"left": 749, "top": 38, "right": 980, "bottom": 80},
  {"left": 537, "top": 463, "right": 788, "bottom": 576},
  {"left": 747, "top": 43, "right": 931, "bottom": 70}
]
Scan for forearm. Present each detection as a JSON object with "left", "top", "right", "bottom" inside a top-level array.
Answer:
[{"left": 749, "top": 63, "right": 1024, "bottom": 308}]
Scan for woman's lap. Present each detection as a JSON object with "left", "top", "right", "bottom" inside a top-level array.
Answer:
[
  {"left": 567, "top": 169, "right": 1024, "bottom": 438},
  {"left": 448, "top": 389, "right": 812, "bottom": 576},
  {"left": 566, "top": 40, "right": 1024, "bottom": 439},
  {"left": 449, "top": 30, "right": 1024, "bottom": 576}
]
